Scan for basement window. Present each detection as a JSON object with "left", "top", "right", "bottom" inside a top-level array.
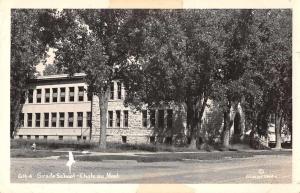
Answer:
[{"left": 122, "top": 136, "right": 127, "bottom": 143}]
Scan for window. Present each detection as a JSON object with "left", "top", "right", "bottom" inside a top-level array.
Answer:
[
  {"left": 77, "top": 136, "right": 81, "bottom": 141},
  {"left": 123, "top": 110, "right": 128, "bottom": 127},
  {"left": 108, "top": 111, "right": 113, "bottom": 127},
  {"left": 59, "top": 112, "right": 65, "bottom": 127},
  {"left": 150, "top": 110, "right": 156, "bottom": 127},
  {"left": 142, "top": 110, "right": 147, "bottom": 127},
  {"left": 19, "top": 135, "right": 23, "bottom": 139},
  {"left": 44, "top": 135, "right": 47, "bottom": 140},
  {"left": 150, "top": 136, "right": 155, "bottom": 144},
  {"left": 165, "top": 137, "right": 172, "bottom": 145},
  {"left": 122, "top": 136, "right": 127, "bottom": 143},
  {"left": 45, "top": 88, "right": 50, "bottom": 103},
  {"left": 35, "top": 135, "right": 39, "bottom": 140},
  {"left": 35, "top": 113, "right": 41, "bottom": 127},
  {"left": 158, "top": 110, "right": 164, "bottom": 128},
  {"left": 83, "top": 136, "right": 87, "bottom": 141},
  {"left": 110, "top": 83, "right": 114, "bottom": 100},
  {"left": 167, "top": 109, "right": 173, "bottom": 128},
  {"left": 27, "top": 113, "right": 32, "bottom": 127},
  {"left": 52, "top": 88, "right": 58, "bottom": 102},
  {"left": 58, "top": 136, "right": 63, "bottom": 140},
  {"left": 27, "top": 135, "right": 31, "bottom": 140},
  {"left": 60, "top": 88, "right": 65, "bottom": 102},
  {"left": 77, "top": 112, "right": 83, "bottom": 127},
  {"left": 116, "top": 110, "right": 121, "bottom": 127},
  {"left": 51, "top": 112, "right": 57, "bottom": 127},
  {"left": 68, "top": 112, "right": 74, "bottom": 127},
  {"left": 44, "top": 113, "right": 49, "bottom": 127},
  {"left": 36, "top": 89, "right": 42, "bottom": 103},
  {"left": 87, "top": 112, "right": 91, "bottom": 127},
  {"left": 19, "top": 113, "right": 24, "bottom": 127},
  {"left": 78, "top": 86, "right": 84, "bottom": 101},
  {"left": 69, "top": 87, "right": 74, "bottom": 102},
  {"left": 117, "top": 82, "right": 122, "bottom": 99},
  {"left": 28, "top": 89, "right": 33, "bottom": 103}
]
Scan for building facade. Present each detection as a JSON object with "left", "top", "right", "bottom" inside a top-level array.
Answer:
[{"left": 15, "top": 73, "right": 190, "bottom": 144}]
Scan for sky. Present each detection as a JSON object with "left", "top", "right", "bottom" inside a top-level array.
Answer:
[{"left": 35, "top": 48, "right": 56, "bottom": 75}]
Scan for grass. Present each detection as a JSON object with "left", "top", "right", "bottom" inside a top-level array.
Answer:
[
  {"left": 11, "top": 139, "right": 201, "bottom": 152},
  {"left": 10, "top": 149, "right": 65, "bottom": 158},
  {"left": 59, "top": 150, "right": 292, "bottom": 162}
]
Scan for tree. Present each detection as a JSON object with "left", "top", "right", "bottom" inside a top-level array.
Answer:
[
  {"left": 251, "top": 10, "right": 292, "bottom": 148},
  {"left": 51, "top": 10, "right": 132, "bottom": 149},
  {"left": 121, "top": 10, "right": 230, "bottom": 149},
  {"left": 10, "top": 9, "right": 54, "bottom": 138},
  {"left": 43, "top": 63, "right": 63, "bottom": 75}
]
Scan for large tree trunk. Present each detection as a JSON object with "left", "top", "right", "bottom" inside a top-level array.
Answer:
[
  {"left": 98, "top": 88, "right": 109, "bottom": 149},
  {"left": 188, "top": 96, "right": 208, "bottom": 149},
  {"left": 10, "top": 91, "right": 23, "bottom": 138},
  {"left": 222, "top": 102, "right": 236, "bottom": 148},
  {"left": 274, "top": 111, "right": 282, "bottom": 149}
]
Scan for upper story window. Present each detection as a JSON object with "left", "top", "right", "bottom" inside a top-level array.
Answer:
[
  {"left": 117, "top": 82, "right": 122, "bottom": 99},
  {"left": 116, "top": 110, "right": 121, "bottom": 127},
  {"left": 52, "top": 88, "right": 58, "bottom": 102},
  {"left": 60, "top": 88, "right": 65, "bottom": 102},
  {"left": 45, "top": 89, "right": 50, "bottom": 103},
  {"left": 123, "top": 110, "right": 128, "bottom": 127},
  {"left": 78, "top": 86, "right": 84, "bottom": 101},
  {"left": 69, "top": 87, "right": 74, "bottom": 102},
  {"left": 108, "top": 111, "right": 113, "bottom": 127},
  {"left": 110, "top": 83, "right": 114, "bottom": 100},
  {"left": 142, "top": 110, "right": 147, "bottom": 127},
  {"left": 36, "top": 89, "right": 42, "bottom": 103},
  {"left": 28, "top": 89, "right": 33, "bottom": 103},
  {"left": 27, "top": 113, "right": 32, "bottom": 127}
]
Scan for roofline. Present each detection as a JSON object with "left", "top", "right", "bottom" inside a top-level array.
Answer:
[{"left": 28, "top": 73, "right": 86, "bottom": 83}]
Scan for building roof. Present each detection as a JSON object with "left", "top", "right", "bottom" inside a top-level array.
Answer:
[{"left": 29, "top": 73, "right": 86, "bottom": 83}]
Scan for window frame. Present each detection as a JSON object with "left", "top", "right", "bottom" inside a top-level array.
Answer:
[
  {"left": 51, "top": 112, "right": 57, "bottom": 127},
  {"left": 45, "top": 88, "right": 50, "bottom": 103},
  {"left": 142, "top": 110, "right": 147, "bottom": 128},
  {"left": 44, "top": 113, "right": 49, "bottom": 127},
  {"left": 36, "top": 89, "right": 42, "bottom": 103},
  {"left": 60, "top": 87, "right": 65, "bottom": 102},
  {"left": 123, "top": 110, "right": 128, "bottom": 127},
  {"left": 116, "top": 110, "right": 121, "bottom": 127},
  {"left": 59, "top": 112, "right": 65, "bottom": 127},
  {"left": 108, "top": 111, "right": 113, "bottom": 127},
  {"left": 77, "top": 112, "right": 83, "bottom": 127},
  {"left": 27, "top": 113, "right": 32, "bottom": 127},
  {"left": 35, "top": 113, "right": 41, "bottom": 127}
]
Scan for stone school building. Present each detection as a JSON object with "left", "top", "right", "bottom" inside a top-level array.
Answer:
[{"left": 15, "top": 73, "right": 199, "bottom": 144}]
